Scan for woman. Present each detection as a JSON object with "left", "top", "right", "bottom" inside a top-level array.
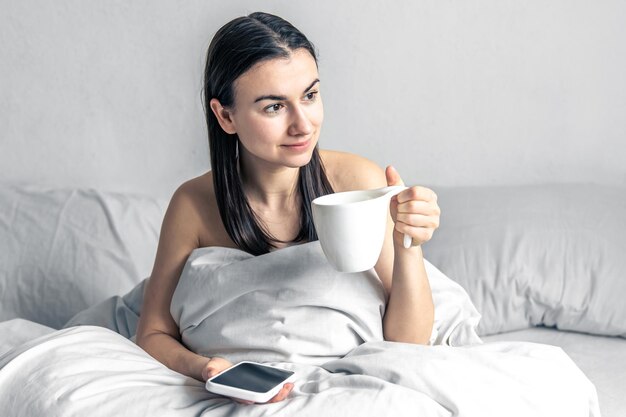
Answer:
[{"left": 136, "top": 11, "right": 440, "bottom": 404}]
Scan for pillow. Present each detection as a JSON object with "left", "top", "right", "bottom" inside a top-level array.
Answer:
[
  {"left": 0, "top": 184, "right": 167, "bottom": 328},
  {"left": 422, "top": 184, "right": 626, "bottom": 338}
]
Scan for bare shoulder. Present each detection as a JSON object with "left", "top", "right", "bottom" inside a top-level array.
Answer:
[
  {"left": 170, "top": 172, "right": 213, "bottom": 214},
  {"left": 319, "top": 149, "right": 387, "bottom": 192},
  {"left": 174, "top": 171, "right": 214, "bottom": 208},
  {"left": 162, "top": 171, "right": 224, "bottom": 247},
  {"left": 161, "top": 173, "right": 210, "bottom": 248}
]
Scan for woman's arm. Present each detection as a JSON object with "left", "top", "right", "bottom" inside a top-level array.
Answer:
[
  {"left": 135, "top": 184, "right": 213, "bottom": 381},
  {"left": 376, "top": 167, "right": 437, "bottom": 344},
  {"left": 136, "top": 182, "right": 295, "bottom": 403}
]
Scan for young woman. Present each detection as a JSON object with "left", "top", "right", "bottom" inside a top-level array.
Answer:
[{"left": 136, "top": 11, "right": 440, "bottom": 404}]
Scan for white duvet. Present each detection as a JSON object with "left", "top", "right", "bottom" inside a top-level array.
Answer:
[
  {"left": 0, "top": 243, "right": 600, "bottom": 416},
  {"left": 0, "top": 326, "right": 599, "bottom": 417}
]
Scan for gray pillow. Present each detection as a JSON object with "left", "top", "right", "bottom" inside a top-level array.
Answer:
[
  {"left": 423, "top": 184, "right": 626, "bottom": 337},
  {"left": 0, "top": 184, "right": 166, "bottom": 328}
]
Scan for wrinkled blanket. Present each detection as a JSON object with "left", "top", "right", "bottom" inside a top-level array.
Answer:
[
  {"left": 0, "top": 242, "right": 600, "bottom": 416},
  {"left": 64, "top": 242, "right": 482, "bottom": 347},
  {"left": 170, "top": 243, "right": 387, "bottom": 365},
  {"left": 0, "top": 326, "right": 599, "bottom": 416}
]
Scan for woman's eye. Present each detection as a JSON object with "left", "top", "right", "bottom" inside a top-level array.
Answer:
[
  {"left": 305, "top": 91, "right": 318, "bottom": 101},
  {"left": 265, "top": 103, "right": 283, "bottom": 114}
]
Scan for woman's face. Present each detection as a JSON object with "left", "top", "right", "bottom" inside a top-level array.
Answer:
[{"left": 226, "top": 48, "right": 323, "bottom": 170}]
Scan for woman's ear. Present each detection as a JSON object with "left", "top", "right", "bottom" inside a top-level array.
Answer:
[{"left": 209, "top": 98, "right": 237, "bottom": 134}]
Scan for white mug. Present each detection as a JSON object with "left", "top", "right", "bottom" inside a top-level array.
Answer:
[{"left": 312, "top": 186, "right": 412, "bottom": 273}]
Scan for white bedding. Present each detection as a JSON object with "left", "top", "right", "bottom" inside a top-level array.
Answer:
[
  {"left": 0, "top": 243, "right": 601, "bottom": 416},
  {"left": 0, "top": 318, "right": 54, "bottom": 357},
  {"left": 169, "top": 243, "right": 479, "bottom": 364},
  {"left": 485, "top": 327, "right": 626, "bottom": 417},
  {"left": 0, "top": 325, "right": 599, "bottom": 417},
  {"left": 1, "top": 183, "right": 621, "bottom": 416}
]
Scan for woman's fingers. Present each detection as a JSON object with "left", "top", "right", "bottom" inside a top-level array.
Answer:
[
  {"left": 391, "top": 186, "right": 440, "bottom": 246},
  {"left": 396, "top": 186, "right": 437, "bottom": 204},
  {"left": 396, "top": 200, "right": 440, "bottom": 216},
  {"left": 391, "top": 185, "right": 440, "bottom": 246},
  {"left": 394, "top": 223, "right": 435, "bottom": 244},
  {"left": 267, "top": 383, "right": 294, "bottom": 403},
  {"left": 395, "top": 212, "right": 440, "bottom": 229},
  {"left": 202, "top": 357, "right": 233, "bottom": 381}
]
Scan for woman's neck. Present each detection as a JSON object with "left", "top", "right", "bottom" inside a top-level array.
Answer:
[{"left": 239, "top": 157, "right": 300, "bottom": 211}]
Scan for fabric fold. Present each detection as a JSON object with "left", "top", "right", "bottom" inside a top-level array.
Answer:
[{"left": 170, "top": 242, "right": 386, "bottom": 365}]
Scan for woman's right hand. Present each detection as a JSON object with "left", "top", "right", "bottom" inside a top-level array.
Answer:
[{"left": 201, "top": 357, "right": 294, "bottom": 404}]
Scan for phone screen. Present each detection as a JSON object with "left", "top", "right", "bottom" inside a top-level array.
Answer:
[{"left": 211, "top": 362, "right": 294, "bottom": 393}]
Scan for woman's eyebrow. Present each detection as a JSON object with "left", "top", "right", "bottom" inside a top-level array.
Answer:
[
  {"left": 303, "top": 78, "right": 320, "bottom": 92},
  {"left": 254, "top": 79, "right": 320, "bottom": 103}
]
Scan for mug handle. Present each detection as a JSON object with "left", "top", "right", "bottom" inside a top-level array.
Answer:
[{"left": 381, "top": 186, "right": 413, "bottom": 249}]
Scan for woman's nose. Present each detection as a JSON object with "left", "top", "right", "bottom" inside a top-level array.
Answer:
[{"left": 288, "top": 105, "right": 313, "bottom": 136}]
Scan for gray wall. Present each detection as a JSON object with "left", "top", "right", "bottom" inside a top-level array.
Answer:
[{"left": 2, "top": 1, "right": 625, "bottom": 198}]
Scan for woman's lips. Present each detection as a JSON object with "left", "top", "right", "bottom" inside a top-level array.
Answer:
[{"left": 282, "top": 139, "right": 311, "bottom": 152}]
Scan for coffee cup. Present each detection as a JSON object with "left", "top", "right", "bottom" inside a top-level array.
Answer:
[{"left": 311, "top": 186, "right": 411, "bottom": 272}]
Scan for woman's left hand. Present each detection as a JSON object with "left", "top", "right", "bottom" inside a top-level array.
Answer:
[{"left": 386, "top": 165, "right": 440, "bottom": 248}]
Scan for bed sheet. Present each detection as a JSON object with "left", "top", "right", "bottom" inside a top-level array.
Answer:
[
  {"left": 0, "top": 325, "right": 600, "bottom": 417},
  {"left": 484, "top": 327, "right": 626, "bottom": 417},
  {"left": 0, "top": 318, "right": 55, "bottom": 357}
]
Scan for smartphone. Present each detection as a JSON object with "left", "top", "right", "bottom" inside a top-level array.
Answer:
[{"left": 205, "top": 361, "right": 296, "bottom": 403}]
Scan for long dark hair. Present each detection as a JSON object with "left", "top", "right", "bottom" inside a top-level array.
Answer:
[{"left": 203, "top": 12, "right": 334, "bottom": 255}]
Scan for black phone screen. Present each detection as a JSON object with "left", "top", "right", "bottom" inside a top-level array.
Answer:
[{"left": 211, "top": 363, "right": 294, "bottom": 393}]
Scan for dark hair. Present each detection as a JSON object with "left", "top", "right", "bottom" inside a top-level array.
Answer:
[{"left": 203, "top": 12, "right": 334, "bottom": 255}]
